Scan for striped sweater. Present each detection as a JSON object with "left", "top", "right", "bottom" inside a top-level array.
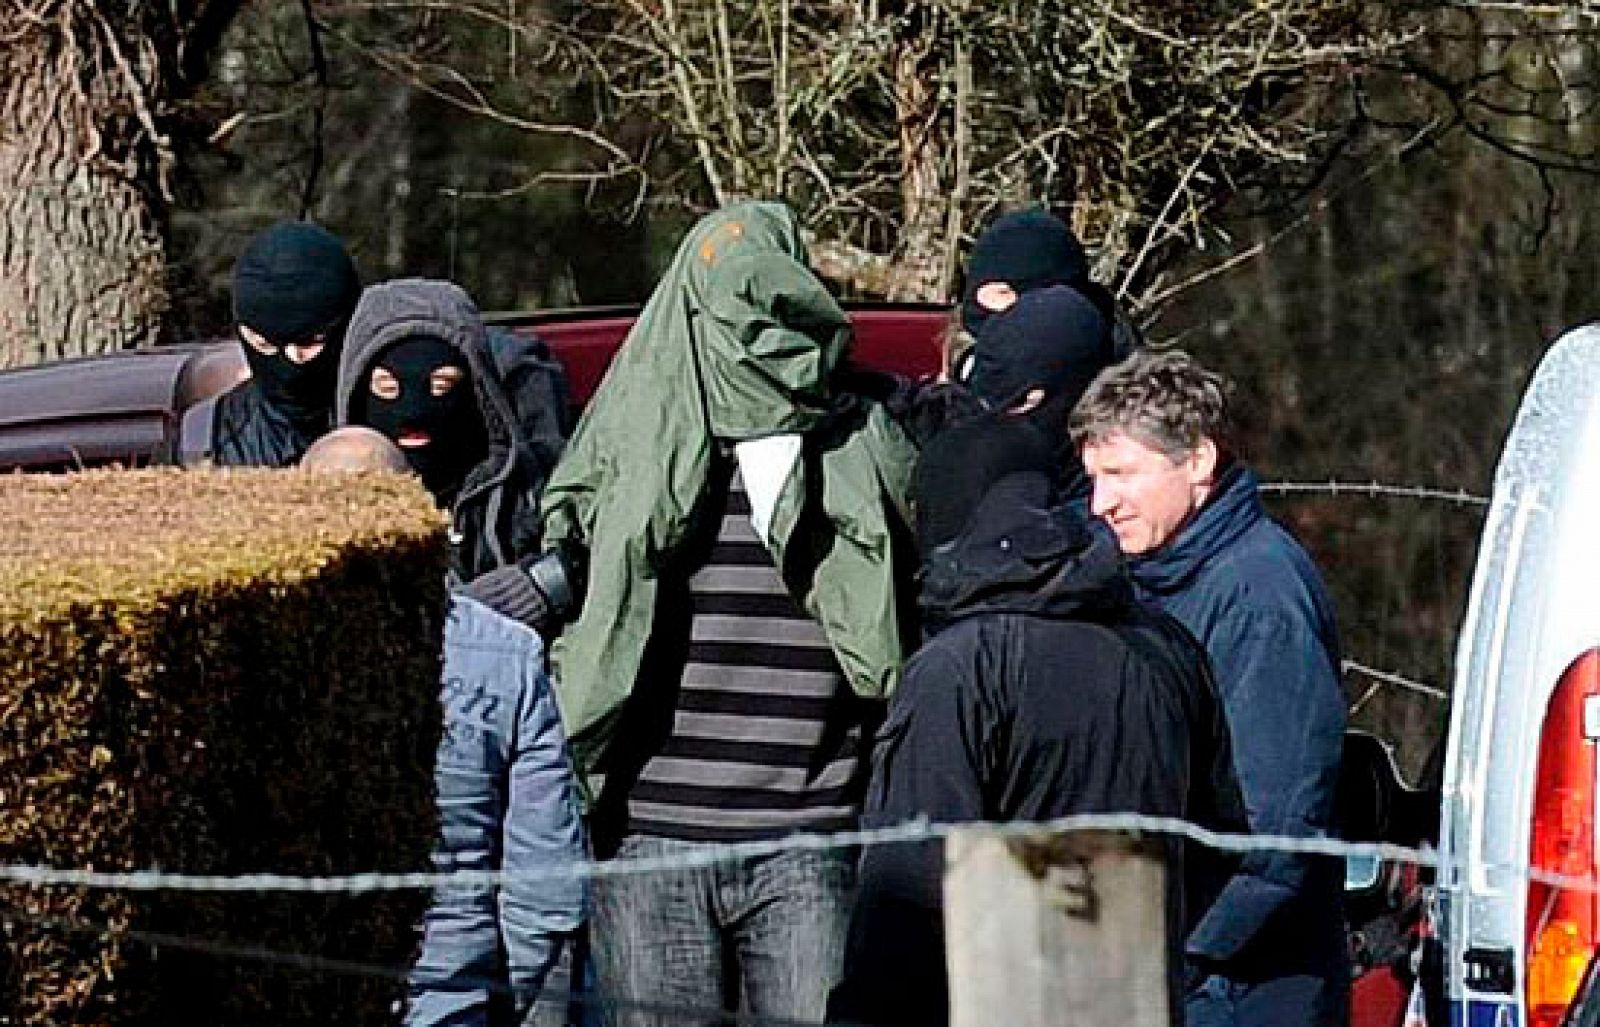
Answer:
[{"left": 624, "top": 469, "right": 876, "bottom": 843}]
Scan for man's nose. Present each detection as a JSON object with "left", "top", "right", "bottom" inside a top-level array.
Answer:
[{"left": 1089, "top": 481, "right": 1116, "bottom": 517}]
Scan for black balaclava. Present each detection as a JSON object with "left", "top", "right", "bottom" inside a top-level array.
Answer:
[
  {"left": 912, "top": 414, "right": 1057, "bottom": 558},
  {"left": 232, "top": 221, "right": 361, "bottom": 426},
  {"left": 359, "top": 335, "right": 487, "bottom": 503},
  {"left": 963, "top": 286, "right": 1114, "bottom": 495},
  {"left": 960, "top": 208, "right": 1089, "bottom": 335},
  {"left": 964, "top": 284, "right": 1112, "bottom": 416}
]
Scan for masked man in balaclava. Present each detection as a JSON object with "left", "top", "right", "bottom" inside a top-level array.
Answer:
[
  {"left": 201, "top": 220, "right": 361, "bottom": 467},
  {"left": 862, "top": 206, "right": 1136, "bottom": 451},
  {"left": 539, "top": 201, "right": 918, "bottom": 1026},
  {"left": 958, "top": 206, "right": 1139, "bottom": 358},
  {"left": 954, "top": 283, "right": 1115, "bottom": 499},
  {"left": 335, "top": 280, "right": 588, "bottom": 1026},
  {"left": 336, "top": 277, "right": 570, "bottom": 586}
]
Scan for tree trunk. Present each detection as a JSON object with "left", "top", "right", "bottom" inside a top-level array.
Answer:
[
  {"left": 0, "top": 64, "right": 166, "bottom": 366},
  {"left": 0, "top": 3, "right": 239, "bottom": 368},
  {"left": 888, "top": 30, "right": 950, "bottom": 302}
]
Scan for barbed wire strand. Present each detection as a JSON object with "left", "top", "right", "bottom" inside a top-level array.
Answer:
[
  {"left": 1346, "top": 679, "right": 1385, "bottom": 717},
  {"left": 9, "top": 811, "right": 1592, "bottom": 896},
  {"left": 1260, "top": 480, "right": 1489, "bottom": 507},
  {"left": 12, "top": 815, "right": 1600, "bottom": 1025},
  {"left": 1342, "top": 659, "right": 1450, "bottom": 701},
  {"left": 0, "top": 813, "right": 1443, "bottom": 895}
]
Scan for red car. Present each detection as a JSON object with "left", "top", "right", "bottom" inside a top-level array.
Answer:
[{"left": 0, "top": 306, "right": 949, "bottom": 471}]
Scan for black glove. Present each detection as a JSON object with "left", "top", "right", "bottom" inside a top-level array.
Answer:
[
  {"left": 833, "top": 361, "right": 906, "bottom": 405},
  {"left": 460, "top": 544, "right": 586, "bottom": 638}
]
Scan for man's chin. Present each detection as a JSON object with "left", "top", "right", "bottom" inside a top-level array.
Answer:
[{"left": 1115, "top": 531, "right": 1154, "bottom": 557}]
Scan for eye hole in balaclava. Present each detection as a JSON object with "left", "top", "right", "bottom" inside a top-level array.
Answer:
[
  {"left": 359, "top": 335, "right": 486, "bottom": 504},
  {"left": 960, "top": 208, "right": 1089, "bottom": 336},
  {"left": 236, "top": 325, "right": 343, "bottom": 427}
]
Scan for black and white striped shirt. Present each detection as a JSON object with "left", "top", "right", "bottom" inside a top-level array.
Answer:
[{"left": 625, "top": 470, "right": 876, "bottom": 842}]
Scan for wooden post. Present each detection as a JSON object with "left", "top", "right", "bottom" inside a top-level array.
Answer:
[{"left": 944, "top": 827, "right": 1170, "bottom": 1027}]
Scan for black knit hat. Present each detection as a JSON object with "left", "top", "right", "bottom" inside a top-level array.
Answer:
[
  {"left": 232, "top": 221, "right": 360, "bottom": 341},
  {"left": 964, "top": 284, "right": 1111, "bottom": 411},
  {"left": 961, "top": 208, "right": 1088, "bottom": 333},
  {"left": 912, "top": 415, "right": 1057, "bottom": 556}
]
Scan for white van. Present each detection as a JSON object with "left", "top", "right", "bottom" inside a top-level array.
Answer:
[{"left": 1440, "top": 324, "right": 1600, "bottom": 1027}]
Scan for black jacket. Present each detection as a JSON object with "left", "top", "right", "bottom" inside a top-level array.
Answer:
[
  {"left": 205, "top": 379, "right": 329, "bottom": 468},
  {"left": 830, "top": 472, "right": 1242, "bottom": 1027}
]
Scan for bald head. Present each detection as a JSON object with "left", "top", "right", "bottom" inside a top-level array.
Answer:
[{"left": 301, "top": 426, "right": 412, "bottom": 474}]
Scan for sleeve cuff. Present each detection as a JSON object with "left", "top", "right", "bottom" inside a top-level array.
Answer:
[{"left": 460, "top": 565, "right": 550, "bottom": 633}]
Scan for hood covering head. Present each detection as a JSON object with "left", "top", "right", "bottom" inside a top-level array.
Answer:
[
  {"left": 912, "top": 414, "right": 1057, "bottom": 558},
  {"left": 961, "top": 208, "right": 1088, "bottom": 334},
  {"left": 671, "top": 202, "right": 853, "bottom": 439},
  {"left": 920, "top": 470, "right": 1131, "bottom": 629},
  {"left": 964, "top": 284, "right": 1111, "bottom": 412},
  {"left": 336, "top": 279, "right": 503, "bottom": 505},
  {"left": 232, "top": 220, "right": 361, "bottom": 423}
]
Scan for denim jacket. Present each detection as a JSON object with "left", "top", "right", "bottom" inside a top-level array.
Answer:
[{"left": 407, "top": 595, "right": 589, "bottom": 1026}]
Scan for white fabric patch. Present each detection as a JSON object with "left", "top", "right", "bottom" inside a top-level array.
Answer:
[{"left": 735, "top": 435, "right": 802, "bottom": 546}]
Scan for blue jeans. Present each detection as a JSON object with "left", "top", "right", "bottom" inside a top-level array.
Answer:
[
  {"left": 591, "top": 836, "right": 855, "bottom": 1026},
  {"left": 523, "top": 936, "right": 600, "bottom": 1027}
]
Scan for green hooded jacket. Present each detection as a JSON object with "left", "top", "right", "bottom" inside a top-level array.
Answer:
[{"left": 540, "top": 202, "right": 918, "bottom": 792}]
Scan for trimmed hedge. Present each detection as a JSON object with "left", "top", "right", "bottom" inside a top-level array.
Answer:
[{"left": 0, "top": 469, "right": 448, "bottom": 1025}]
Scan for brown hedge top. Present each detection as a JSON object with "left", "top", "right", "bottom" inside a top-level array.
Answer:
[{"left": 0, "top": 468, "right": 446, "bottom": 621}]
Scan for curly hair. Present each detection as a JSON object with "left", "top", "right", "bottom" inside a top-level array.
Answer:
[{"left": 1069, "top": 348, "right": 1235, "bottom": 461}]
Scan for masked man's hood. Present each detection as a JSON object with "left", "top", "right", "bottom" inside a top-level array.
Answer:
[
  {"left": 335, "top": 278, "right": 569, "bottom": 575},
  {"left": 336, "top": 278, "right": 510, "bottom": 443},
  {"left": 921, "top": 471, "right": 1132, "bottom": 628}
]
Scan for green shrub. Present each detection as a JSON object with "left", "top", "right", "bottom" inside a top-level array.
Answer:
[{"left": 0, "top": 469, "right": 448, "bottom": 1025}]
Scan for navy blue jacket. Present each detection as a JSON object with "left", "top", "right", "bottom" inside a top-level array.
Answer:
[{"left": 1128, "top": 464, "right": 1347, "bottom": 974}]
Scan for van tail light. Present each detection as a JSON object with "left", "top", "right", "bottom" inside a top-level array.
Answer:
[{"left": 1526, "top": 649, "right": 1600, "bottom": 1027}]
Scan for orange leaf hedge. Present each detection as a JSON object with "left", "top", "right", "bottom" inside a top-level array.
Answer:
[{"left": 0, "top": 468, "right": 448, "bottom": 1024}]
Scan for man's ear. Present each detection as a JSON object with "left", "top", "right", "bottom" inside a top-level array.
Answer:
[{"left": 1186, "top": 437, "right": 1219, "bottom": 488}]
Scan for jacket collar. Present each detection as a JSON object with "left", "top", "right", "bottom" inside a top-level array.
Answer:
[
  {"left": 921, "top": 471, "right": 1131, "bottom": 629},
  {"left": 1128, "top": 462, "right": 1262, "bottom": 595}
]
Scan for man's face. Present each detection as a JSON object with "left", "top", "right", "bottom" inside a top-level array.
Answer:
[{"left": 1082, "top": 430, "right": 1215, "bottom": 556}]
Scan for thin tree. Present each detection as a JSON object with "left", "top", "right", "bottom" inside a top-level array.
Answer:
[{"left": 321, "top": 1, "right": 1410, "bottom": 304}]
